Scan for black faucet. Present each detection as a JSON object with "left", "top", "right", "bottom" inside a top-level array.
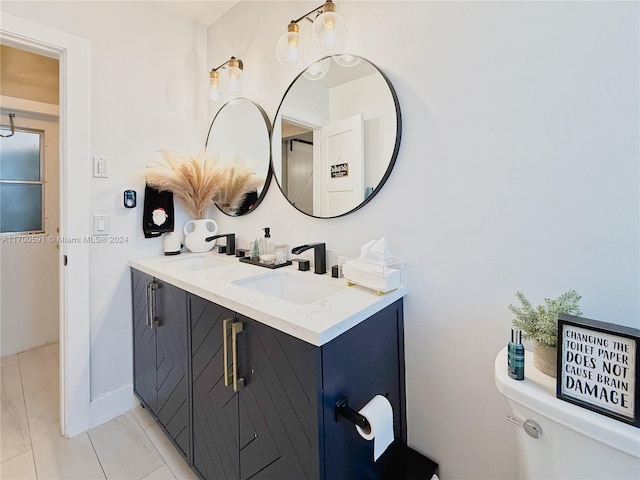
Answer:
[
  {"left": 205, "top": 233, "right": 235, "bottom": 256},
  {"left": 291, "top": 243, "right": 326, "bottom": 274}
]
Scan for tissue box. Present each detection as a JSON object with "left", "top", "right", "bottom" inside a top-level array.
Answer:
[{"left": 342, "top": 257, "right": 406, "bottom": 294}]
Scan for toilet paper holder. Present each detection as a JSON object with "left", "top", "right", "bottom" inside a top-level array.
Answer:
[{"left": 335, "top": 396, "right": 371, "bottom": 430}]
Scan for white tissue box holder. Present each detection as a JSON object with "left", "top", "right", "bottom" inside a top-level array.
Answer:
[{"left": 342, "top": 257, "right": 406, "bottom": 294}]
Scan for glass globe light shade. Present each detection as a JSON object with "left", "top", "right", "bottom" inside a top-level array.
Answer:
[
  {"left": 208, "top": 71, "right": 224, "bottom": 103},
  {"left": 311, "top": 11, "right": 348, "bottom": 54},
  {"left": 276, "top": 29, "right": 305, "bottom": 70},
  {"left": 334, "top": 54, "right": 361, "bottom": 68},
  {"left": 303, "top": 58, "right": 331, "bottom": 81},
  {"left": 223, "top": 62, "right": 245, "bottom": 98}
]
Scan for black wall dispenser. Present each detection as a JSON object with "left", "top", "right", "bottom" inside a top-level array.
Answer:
[{"left": 124, "top": 190, "right": 136, "bottom": 208}]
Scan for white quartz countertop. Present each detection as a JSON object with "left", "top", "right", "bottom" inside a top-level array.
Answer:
[{"left": 129, "top": 253, "right": 407, "bottom": 346}]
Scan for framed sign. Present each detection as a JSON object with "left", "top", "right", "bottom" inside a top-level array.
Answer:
[
  {"left": 331, "top": 163, "right": 348, "bottom": 178},
  {"left": 557, "top": 313, "right": 639, "bottom": 427}
]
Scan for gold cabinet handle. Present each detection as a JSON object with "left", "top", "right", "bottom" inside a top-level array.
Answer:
[
  {"left": 223, "top": 319, "right": 234, "bottom": 387},
  {"left": 232, "top": 321, "right": 244, "bottom": 392}
]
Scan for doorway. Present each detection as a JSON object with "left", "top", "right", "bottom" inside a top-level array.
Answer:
[
  {"left": 1, "top": 45, "right": 60, "bottom": 357},
  {"left": 282, "top": 128, "right": 314, "bottom": 215},
  {"left": 1, "top": 13, "right": 91, "bottom": 437}
]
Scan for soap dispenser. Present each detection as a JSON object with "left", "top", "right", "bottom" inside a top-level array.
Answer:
[{"left": 259, "top": 227, "right": 275, "bottom": 264}]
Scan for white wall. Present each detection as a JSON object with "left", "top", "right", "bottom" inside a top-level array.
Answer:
[
  {"left": 0, "top": 1, "right": 208, "bottom": 418},
  {"left": 330, "top": 72, "right": 396, "bottom": 187},
  {"left": 206, "top": 2, "right": 639, "bottom": 479}
]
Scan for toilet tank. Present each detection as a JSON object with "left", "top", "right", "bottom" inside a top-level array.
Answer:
[{"left": 495, "top": 348, "right": 640, "bottom": 480}]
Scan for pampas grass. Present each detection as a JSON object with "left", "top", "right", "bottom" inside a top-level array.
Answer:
[
  {"left": 145, "top": 150, "right": 264, "bottom": 218},
  {"left": 215, "top": 156, "right": 265, "bottom": 213}
]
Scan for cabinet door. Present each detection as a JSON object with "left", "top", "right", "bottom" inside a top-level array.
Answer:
[
  {"left": 155, "top": 281, "right": 189, "bottom": 458},
  {"left": 321, "top": 300, "right": 406, "bottom": 480},
  {"left": 238, "top": 316, "right": 322, "bottom": 480},
  {"left": 190, "top": 294, "right": 240, "bottom": 480},
  {"left": 132, "top": 269, "right": 157, "bottom": 414}
]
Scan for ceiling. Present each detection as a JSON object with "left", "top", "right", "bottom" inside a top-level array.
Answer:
[
  {"left": 315, "top": 57, "right": 376, "bottom": 89},
  {"left": 149, "top": 1, "right": 240, "bottom": 26}
]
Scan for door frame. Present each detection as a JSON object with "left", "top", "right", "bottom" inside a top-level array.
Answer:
[{"left": 1, "top": 13, "right": 91, "bottom": 437}]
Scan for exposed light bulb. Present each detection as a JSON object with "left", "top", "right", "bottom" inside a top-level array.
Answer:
[
  {"left": 219, "top": 57, "right": 244, "bottom": 98},
  {"left": 276, "top": 22, "right": 305, "bottom": 70},
  {"left": 208, "top": 71, "right": 224, "bottom": 103},
  {"left": 224, "top": 69, "right": 244, "bottom": 98},
  {"left": 312, "top": 10, "right": 347, "bottom": 54},
  {"left": 323, "top": 17, "right": 335, "bottom": 30}
]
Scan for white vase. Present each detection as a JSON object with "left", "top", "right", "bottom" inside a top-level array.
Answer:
[{"left": 183, "top": 219, "right": 218, "bottom": 253}]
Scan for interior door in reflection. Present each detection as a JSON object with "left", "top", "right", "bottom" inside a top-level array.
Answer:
[
  {"left": 285, "top": 139, "right": 313, "bottom": 214},
  {"left": 316, "top": 113, "right": 364, "bottom": 217}
]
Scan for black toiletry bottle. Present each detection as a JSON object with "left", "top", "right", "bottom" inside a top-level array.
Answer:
[{"left": 508, "top": 327, "right": 525, "bottom": 380}]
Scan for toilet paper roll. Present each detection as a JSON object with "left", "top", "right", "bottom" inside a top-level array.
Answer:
[{"left": 355, "top": 395, "right": 394, "bottom": 461}]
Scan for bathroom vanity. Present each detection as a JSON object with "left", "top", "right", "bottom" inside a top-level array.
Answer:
[{"left": 130, "top": 253, "right": 409, "bottom": 480}]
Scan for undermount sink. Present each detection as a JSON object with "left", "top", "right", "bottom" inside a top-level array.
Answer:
[
  {"left": 232, "top": 271, "right": 342, "bottom": 305},
  {"left": 163, "top": 254, "right": 231, "bottom": 271}
]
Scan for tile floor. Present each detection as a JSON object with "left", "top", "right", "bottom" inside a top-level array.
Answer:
[{"left": 1, "top": 343, "right": 198, "bottom": 480}]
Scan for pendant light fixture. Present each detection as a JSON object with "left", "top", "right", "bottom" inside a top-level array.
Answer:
[
  {"left": 275, "top": 22, "right": 305, "bottom": 71},
  {"left": 276, "top": 1, "right": 348, "bottom": 70},
  {"left": 209, "top": 56, "right": 245, "bottom": 103}
]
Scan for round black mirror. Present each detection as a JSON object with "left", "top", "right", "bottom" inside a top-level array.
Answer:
[
  {"left": 205, "top": 98, "right": 272, "bottom": 216},
  {"left": 271, "top": 55, "right": 401, "bottom": 218}
]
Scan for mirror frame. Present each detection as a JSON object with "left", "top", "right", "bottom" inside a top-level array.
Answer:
[
  {"left": 205, "top": 98, "right": 273, "bottom": 217},
  {"left": 271, "top": 55, "right": 402, "bottom": 219}
]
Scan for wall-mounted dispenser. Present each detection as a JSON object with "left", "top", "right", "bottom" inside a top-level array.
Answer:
[{"left": 124, "top": 190, "right": 136, "bottom": 208}]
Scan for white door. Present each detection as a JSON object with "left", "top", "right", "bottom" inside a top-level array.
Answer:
[
  {"left": 315, "top": 114, "right": 364, "bottom": 217},
  {"left": 285, "top": 139, "right": 314, "bottom": 215}
]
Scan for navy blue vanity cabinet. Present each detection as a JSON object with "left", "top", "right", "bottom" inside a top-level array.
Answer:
[
  {"left": 188, "top": 292, "right": 405, "bottom": 480},
  {"left": 131, "top": 268, "right": 190, "bottom": 460},
  {"left": 189, "top": 293, "right": 322, "bottom": 480},
  {"left": 132, "top": 266, "right": 407, "bottom": 479}
]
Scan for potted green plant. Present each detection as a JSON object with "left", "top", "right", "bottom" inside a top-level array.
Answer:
[{"left": 508, "top": 290, "right": 582, "bottom": 377}]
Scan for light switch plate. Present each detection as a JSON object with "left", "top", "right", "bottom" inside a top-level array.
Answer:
[
  {"left": 93, "top": 214, "right": 109, "bottom": 235},
  {"left": 93, "top": 156, "right": 109, "bottom": 178}
]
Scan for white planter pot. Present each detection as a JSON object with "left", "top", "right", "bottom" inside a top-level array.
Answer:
[{"left": 183, "top": 219, "right": 218, "bottom": 253}]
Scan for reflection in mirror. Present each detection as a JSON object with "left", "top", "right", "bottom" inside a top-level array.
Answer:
[
  {"left": 272, "top": 55, "right": 401, "bottom": 218},
  {"left": 205, "top": 98, "right": 272, "bottom": 216}
]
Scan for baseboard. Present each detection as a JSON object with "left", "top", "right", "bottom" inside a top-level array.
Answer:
[{"left": 90, "top": 384, "right": 139, "bottom": 429}]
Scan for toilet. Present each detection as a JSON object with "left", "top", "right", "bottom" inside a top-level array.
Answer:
[{"left": 494, "top": 348, "right": 640, "bottom": 479}]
